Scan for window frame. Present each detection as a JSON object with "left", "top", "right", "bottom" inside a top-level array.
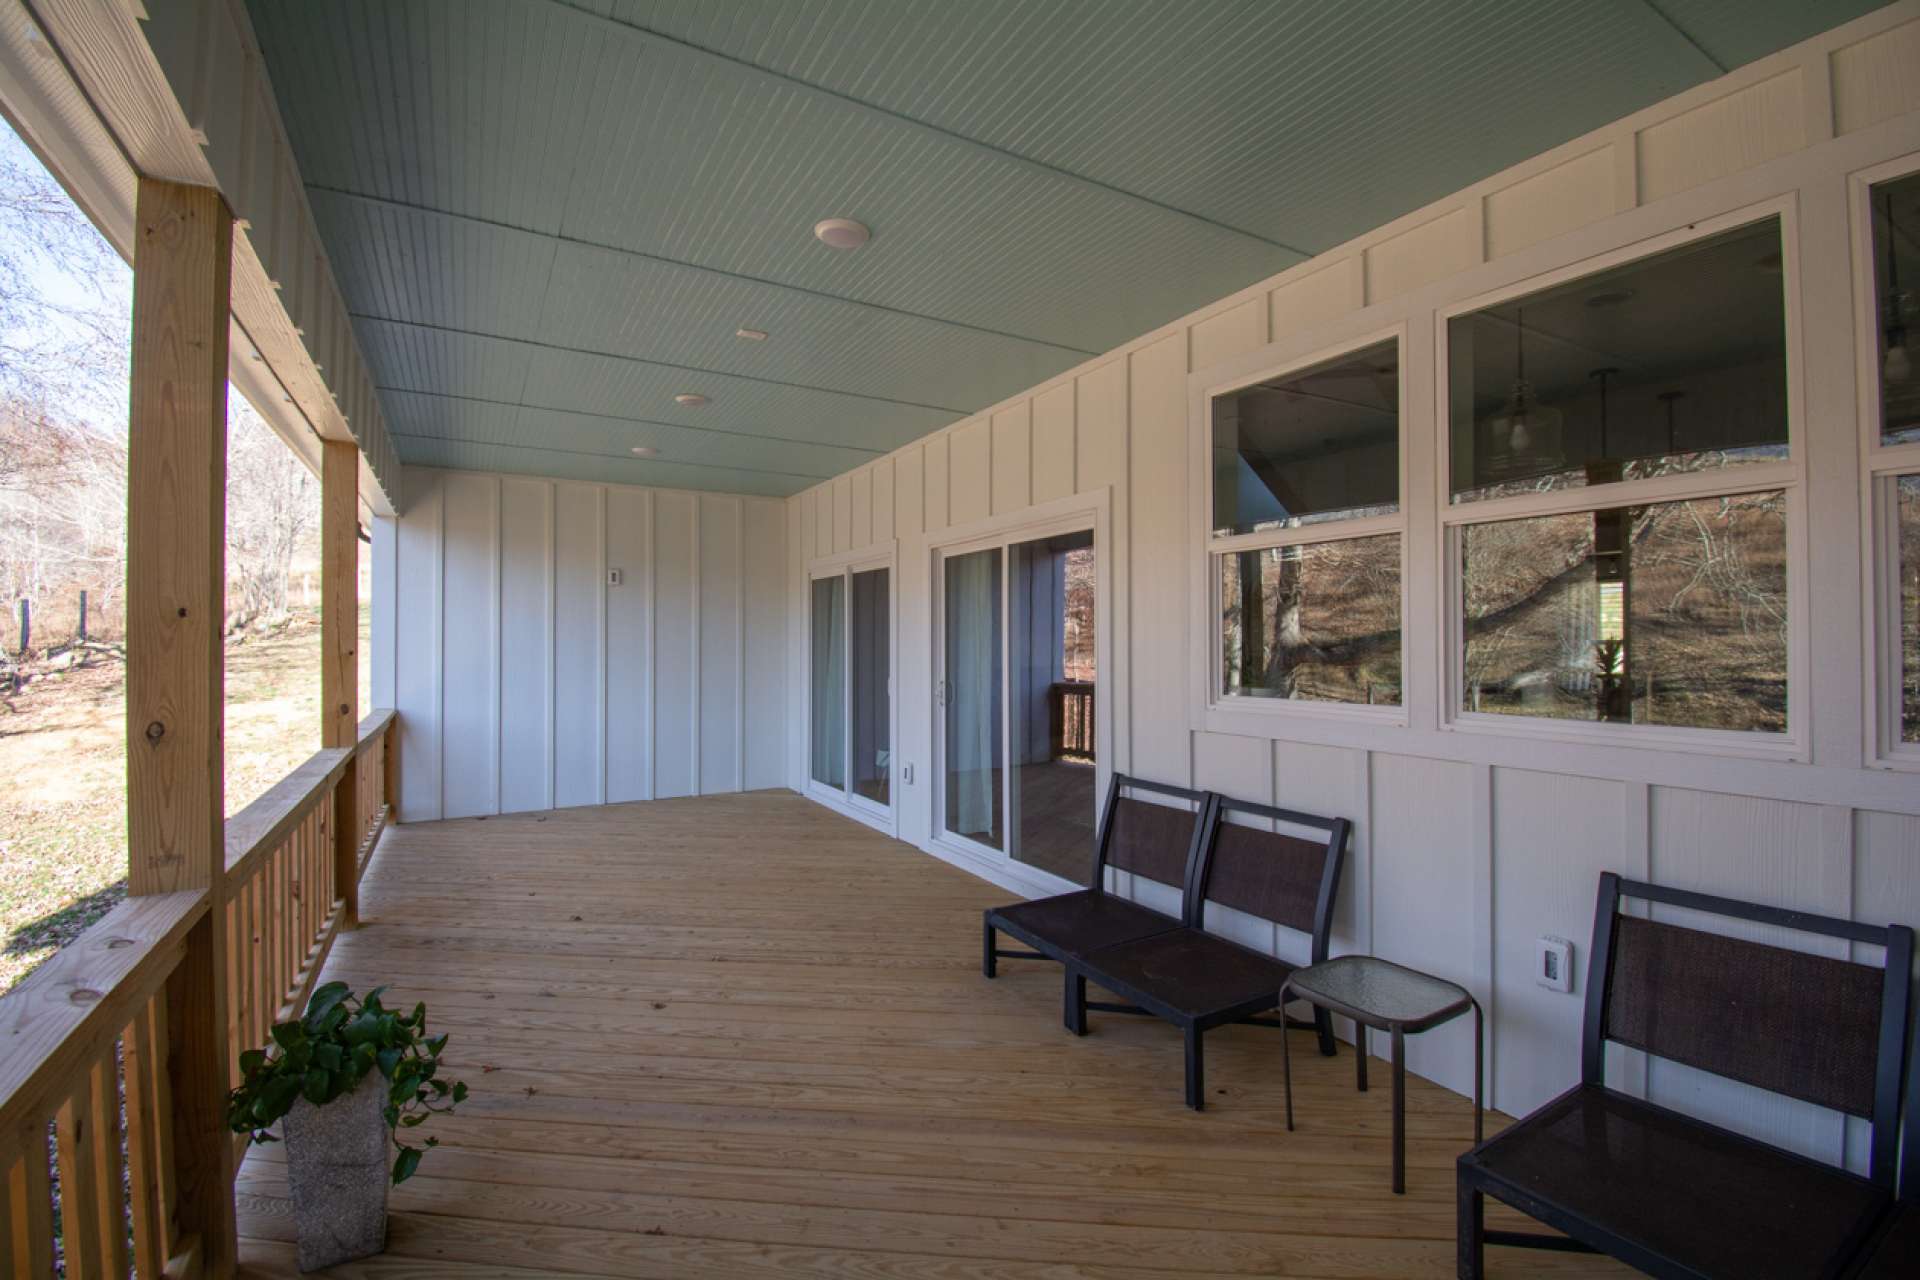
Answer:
[
  {"left": 1851, "top": 151, "right": 1920, "bottom": 770},
  {"left": 803, "top": 542, "right": 899, "bottom": 831},
  {"left": 1189, "top": 320, "right": 1411, "bottom": 732},
  {"left": 1435, "top": 195, "right": 1809, "bottom": 760}
]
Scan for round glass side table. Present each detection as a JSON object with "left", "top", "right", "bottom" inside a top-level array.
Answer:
[{"left": 1279, "top": 954, "right": 1483, "bottom": 1194}]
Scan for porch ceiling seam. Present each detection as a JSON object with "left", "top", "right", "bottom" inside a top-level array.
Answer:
[
  {"left": 307, "top": 183, "right": 1103, "bottom": 358},
  {"left": 345, "top": 313, "right": 977, "bottom": 416},
  {"left": 376, "top": 385, "right": 887, "bottom": 457},
  {"left": 545, "top": 0, "right": 1314, "bottom": 258},
  {"left": 386, "top": 432, "right": 831, "bottom": 483}
]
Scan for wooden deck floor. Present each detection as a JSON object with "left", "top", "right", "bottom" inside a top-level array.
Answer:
[{"left": 235, "top": 791, "right": 1626, "bottom": 1278}]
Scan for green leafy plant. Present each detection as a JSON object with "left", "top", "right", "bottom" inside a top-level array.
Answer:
[{"left": 227, "top": 982, "right": 469, "bottom": 1184}]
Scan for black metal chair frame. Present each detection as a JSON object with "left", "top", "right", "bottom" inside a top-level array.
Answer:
[
  {"left": 1458, "top": 872, "right": 1915, "bottom": 1280},
  {"left": 1843, "top": 1008, "right": 1920, "bottom": 1277},
  {"left": 981, "top": 773, "right": 1216, "bottom": 978},
  {"left": 1065, "top": 795, "right": 1350, "bottom": 1110}
]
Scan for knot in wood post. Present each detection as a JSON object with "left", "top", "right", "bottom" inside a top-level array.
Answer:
[{"left": 145, "top": 720, "right": 166, "bottom": 743}]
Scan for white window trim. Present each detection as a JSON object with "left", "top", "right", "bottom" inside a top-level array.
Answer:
[
  {"left": 803, "top": 542, "right": 899, "bottom": 834},
  {"left": 1188, "top": 320, "right": 1412, "bottom": 735},
  {"left": 1434, "top": 194, "right": 1810, "bottom": 762},
  {"left": 1850, "top": 150, "right": 1920, "bottom": 770},
  {"left": 919, "top": 489, "right": 1115, "bottom": 892}
]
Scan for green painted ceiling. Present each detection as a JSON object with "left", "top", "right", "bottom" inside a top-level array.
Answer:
[{"left": 246, "top": 0, "right": 1885, "bottom": 497}]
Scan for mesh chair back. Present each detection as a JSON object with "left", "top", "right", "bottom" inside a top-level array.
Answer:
[
  {"left": 1584, "top": 873, "right": 1915, "bottom": 1188},
  {"left": 1092, "top": 774, "right": 1212, "bottom": 898},
  {"left": 1196, "top": 797, "right": 1348, "bottom": 955}
]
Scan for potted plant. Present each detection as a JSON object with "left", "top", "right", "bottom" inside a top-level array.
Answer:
[{"left": 228, "top": 982, "right": 469, "bottom": 1272}]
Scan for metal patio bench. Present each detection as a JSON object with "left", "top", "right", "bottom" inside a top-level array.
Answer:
[
  {"left": 1457, "top": 872, "right": 1914, "bottom": 1280},
  {"left": 1064, "top": 793, "right": 1350, "bottom": 1110},
  {"left": 983, "top": 774, "right": 1215, "bottom": 985},
  {"left": 1843, "top": 1006, "right": 1920, "bottom": 1278}
]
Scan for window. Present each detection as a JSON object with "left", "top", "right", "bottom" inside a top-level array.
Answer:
[
  {"left": 1461, "top": 493, "right": 1787, "bottom": 731},
  {"left": 1898, "top": 477, "right": 1919, "bottom": 745},
  {"left": 809, "top": 561, "right": 892, "bottom": 811},
  {"left": 1865, "top": 167, "right": 1920, "bottom": 761},
  {"left": 1209, "top": 337, "right": 1402, "bottom": 710},
  {"left": 1446, "top": 214, "right": 1795, "bottom": 738},
  {"left": 1871, "top": 172, "right": 1920, "bottom": 447},
  {"left": 1448, "top": 219, "right": 1788, "bottom": 505}
]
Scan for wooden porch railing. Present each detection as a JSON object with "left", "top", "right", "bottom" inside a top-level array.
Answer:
[
  {"left": 0, "top": 709, "right": 396, "bottom": 1277},
  {"left": 1048, "top": 680, "right": 1096, "bottom": 760}
]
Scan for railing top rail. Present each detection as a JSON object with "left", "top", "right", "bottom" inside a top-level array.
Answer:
[
  {"left": 354, "top": 707, "right": 396, "bottom": 754},
  {"left": 225, "top": 748, "right": 351, "bottom": 878},
  {"left": 0, "top": 889, "right": 206, "bottom": 1139}
]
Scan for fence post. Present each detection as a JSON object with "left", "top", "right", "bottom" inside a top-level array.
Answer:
[
  {"left": 126, "top": 176, "right": 237, "bottom": 1272},
  {"left": 77, "top": 589, "right": 87, "bottom": 642},
  {"left": 17, "top": 597, "right": 27, "bottom": 655}
]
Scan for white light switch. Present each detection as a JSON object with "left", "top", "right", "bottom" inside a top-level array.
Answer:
[
  {"left": 607, "top": 568, "right": 622, "bottom": 587},
  {"left": 1536, "top": 936, "right": 1574, "bottom": 993}
]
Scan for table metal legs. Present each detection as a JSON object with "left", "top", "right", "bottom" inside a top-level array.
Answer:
[
  {"left": 1390, "top": 1027, "right": 1407, "bottom": 1195},
  {"left": 1279, "top": 982, "right": 1296, "bottom": 1131}
]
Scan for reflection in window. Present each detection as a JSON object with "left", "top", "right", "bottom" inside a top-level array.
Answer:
[
  {"left": 1462, "top": 492, "right": 1787, "bottom": 732},
  {"left": 1872, "top": 173, "right": 1920, "bottom": 445},
  {"left": 1901, "top": 476, "right": 1919, "bottom": 742},
  {"left": 850, "top": 568, "right": 890, "bottom": 806},
  {"left": 1221, "top": 535, "right": 1401, "bottom": 705},
  {"left": 1212, "top": 340, "right": 1399, "bottom": 536},
  {"left": 809, "top": 576, "right": 845, "bottom": 788},
  {"left": 1449, "top": 219, "right": 1788, "bottom": 502}
]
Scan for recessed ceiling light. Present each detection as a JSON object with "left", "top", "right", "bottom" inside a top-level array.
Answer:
[
  {"left": 813, "top": 217, "right": 870, "bottom": 250},
  {"left": 631, "top": 446, "right": 658, "bottom": 457},
  {"left": 674, "top": 393, "right": 708, "bottom": 407},
  {"left": 735, "top": 327, "right": 768, "bottom": 342}
]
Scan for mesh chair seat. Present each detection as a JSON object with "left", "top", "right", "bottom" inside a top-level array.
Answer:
[
  {"left": 1078, "top": 928, "right": 1294, "bottom": 1022},
  {"left": 1852, "top": 1203, "right": 1920, "bottom": 1279},
  {"left": 988, "top": 891, "right": 1181, "bottom": 961},
  {"left": 1464, "top": 1083, "right": 1888, "bottom": 1280}
]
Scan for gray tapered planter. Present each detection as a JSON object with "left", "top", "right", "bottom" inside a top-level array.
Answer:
[{"left": 282, "top": 1075, "right": 390, "bottom": 1271}]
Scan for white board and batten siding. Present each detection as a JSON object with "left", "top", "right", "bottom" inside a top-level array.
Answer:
[
  {"left": 785, "top": 5, "right": 1920, "bottom": 1172},
  {"left": 378, "top": 468, "right": 787, "bottom": 822}
]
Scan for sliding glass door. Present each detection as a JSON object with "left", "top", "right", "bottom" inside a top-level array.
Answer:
[
  {"left": 937, "top": 525, "right": 1097, "bottom": 883},
  {"left": 809, "top": 561, "right": 892, "bottom": 816}
]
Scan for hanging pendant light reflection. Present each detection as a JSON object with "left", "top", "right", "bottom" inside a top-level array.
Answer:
[
  {"left": 1479, "top": 307, "right": 1565, "bottom": 482},
  {"left": 1884, "top": 191, "right": 1911, "bottom": 387}
]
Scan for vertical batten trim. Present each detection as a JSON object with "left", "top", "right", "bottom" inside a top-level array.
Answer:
[
  {"left": 690, "top": 495, "right": 703, "bottom": 795},
  {"left": 597, "top": 485, "right": 609, "bottom": 805},
  {"left": 1804, "top": 46, "right": 1836, "bottom": 145},
  {"left": 736, "top": 498, "right": 747, "bottom": 792},
  {"left": 644, "top": 489, "right": 657, "bottom": 802},
  {"left": 1617, "top": 780, "right": 1653, "bottom": 1098},
  {"left": 1470, "top": 762, "right": 1496, "bottom": 1109},
  {"left": 436, "top": 472, "right": 447, "bottom": 822},
  {"left": 548, "top": 481, "right": 558, "bottom": 811},
  {"left": 491, "top": 474, "right": 503, "bottom": 816}
]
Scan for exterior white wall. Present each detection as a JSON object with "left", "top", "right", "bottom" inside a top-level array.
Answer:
[
  {"left": 786, "top": 6, "right": 1920, "bottom": 1171},
  {"left": 388, "top": 467, "right": 787, "bottom": 822}
]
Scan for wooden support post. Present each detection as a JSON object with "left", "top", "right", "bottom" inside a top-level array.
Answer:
[
  {"left": 126, "top": 176, "right": 237, "bottom": 1274},
  {"left": 323, "top": 439, "right": 360, "bottom": 928}
]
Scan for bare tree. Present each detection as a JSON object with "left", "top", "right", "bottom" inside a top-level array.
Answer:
[{"left": 226, "top": 400, "right": 318, "bottom": 626}]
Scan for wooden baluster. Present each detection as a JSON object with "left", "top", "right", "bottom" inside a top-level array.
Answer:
[
  {"left": 4, "top": 1123, "right": 55, "bottom": 1279},
  {"left": 124, "top": 1001, "right": 166, "bottom": 1278},
  {"left": 54, "top": 1072, "right": 103, "bottom": 1279},
  {"left": 85, "top": 1053, "right": 130, "bottom": 1277},
  {"left": 148, "top": 997, "right": 178, "bottom": 1255}
]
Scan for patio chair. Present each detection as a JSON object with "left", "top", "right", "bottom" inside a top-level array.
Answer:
[
  {"left": 1065, "top": 794, "right": 1349, "bottom": 1110},
  {"left": 1844, "top": 1007, "right": 1920, "bottom": 1278},
  {"left": 1457, "top": 872, "right": 1914, "bottom": 1280},
  {"left": 982, "top": 775, "right": 1215, "bottom": 1013}
]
